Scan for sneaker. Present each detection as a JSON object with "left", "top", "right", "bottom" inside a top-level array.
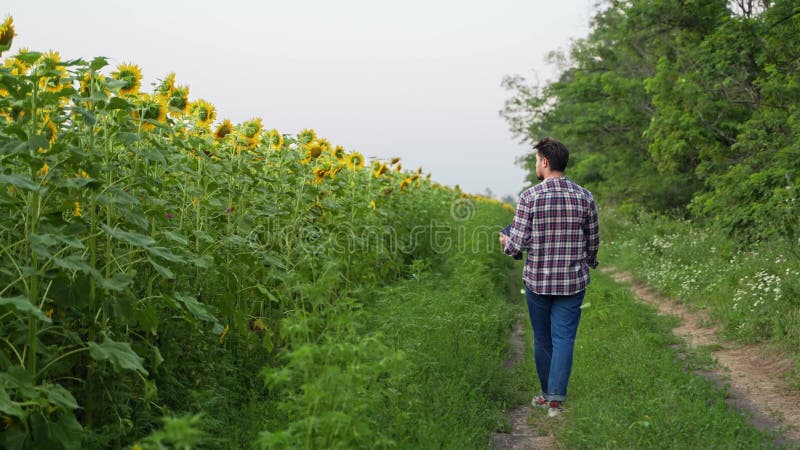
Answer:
[
  {"left": 531, "top": 394, "right": 547, "bottom": 408},
  {"left": 547, "top": 401, "right": 563, "bottom": 417}
]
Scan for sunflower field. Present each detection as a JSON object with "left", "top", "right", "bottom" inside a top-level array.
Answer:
[{"left": 0, "top": 16, "right": 518, "bottom": 449}]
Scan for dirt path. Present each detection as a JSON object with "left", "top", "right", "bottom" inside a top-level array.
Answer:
[
  {"left": 491, "top": 318, "right": 555, "bottom": 450},
  {"left": 604, "top": 268, "right": 800, "bottom": 445}
]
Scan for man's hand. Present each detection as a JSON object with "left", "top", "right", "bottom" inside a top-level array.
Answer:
[{"left": 498, "top": 234, "right": 508, "bottom": 248}]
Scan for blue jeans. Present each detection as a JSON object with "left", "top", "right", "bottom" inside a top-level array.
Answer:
[{"left": 525, "top": 286, "right": 585, "bottom": 402}]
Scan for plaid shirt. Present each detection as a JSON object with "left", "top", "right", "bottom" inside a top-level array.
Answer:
[{"left": 504, "top": 177, "right": 599, "bottom": 295}]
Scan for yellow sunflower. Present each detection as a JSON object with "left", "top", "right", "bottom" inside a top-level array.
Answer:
[
  {"left": 372, "top": 162, "right": 389, "bottom": 179},
  {"left": 302, "top": 140, "right": 324, "bottom": 164},
  {"left": 166, "top": 85, "right": 190, "bottom": 118},
  {"left": 188, "top": 99, "right": 216, "bottom": 129},
  {"left": 390, "top": 157, "right": 401, "bottom": 165},
  {"left": 131, "top": 94, "right": 167, "bottom": 132},
  {"left": 112, "top": 63, "right": 143, "bottom": 96},
  {"left": 4, "top": 48, "right": 30, "bottom": 75},
  {"left": 266, "top": 129, "right": 284, "bottom": 150},
  {"left": 236, "top": 117, "right": 263, "bottom": 150},
  {"left": 330, "top": 145, "right": 346, "bottom": 160},
  {"left": 79, "top": 70, "right": 109, "bottom": 97},
  {"left": 317, "top": 138, "right": 331, "bottom": 152},
  {"left": 214, "top": 119, "right": 234, "bottom": 140},
  {"left": 346, "top": 152, "right": 365, "bottom": 171},
  {"left": 312, "top": 167, "right": 329, "bottom": 183},
  {"left": 154, "top": 72, "right": 176, "bottom": 99},
  {"left": 399, "top": 177, "right": 413, "bottom": 190},
  {"left": 40, "top": 114, "right": 57, "bottom": 147},
  {"left": 297, "top": 128, "right": 317, "bottom": 144},
  {"left": 0, "top": 16, "right": 15, "bottom": 56},
  {"left": 328, "top": 160, "right": 344, "bottom": 179},
  {"left": 36, "top": 51, "right": 69, "bottom": 93}
]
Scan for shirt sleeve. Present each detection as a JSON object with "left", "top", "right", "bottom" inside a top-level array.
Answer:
[
  {"left": 504, "top": 193, "right": 532, "bottom": 256},
  {"left": 584, "top": 198, "right": 600, "bottom": 268}
]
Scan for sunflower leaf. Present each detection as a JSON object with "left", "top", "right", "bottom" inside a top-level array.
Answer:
[
  {"left": 53, "top": 254, "right": 92, "bottom": 273},
  {"left": 0, "top": 385, "right": 25, "bottom": 417},
  {"left": 88, "top": 336, "right": 148, "bottom": 375},
  {"left": 0, "top": 174, "right": 43, "bottom": 193},
  {"left": 100, "top": 223, "right": 155, "bottom": 247},
  {"left": 105, "top": 95, "right": 131, "bottom": 110},
  {"left": 91, "top": 271, "right": 133, "bottom": 292},
  {"left": 89, "top": 56, "right": 108, "bottom": 71},
  {"left": 148, "top": 246, "right": 184, "bottom": 263},
  {"left": 0, "top": 295, "right": 52, "bottom": 323},
  {"left": 148, "top": 258, "right": 174, "bottom": 279},
  {"left": 40, "top": 383, "right": 79, "bottom": 410},
  {"left": 172, "top": 292, "right": 216, "bottom": 323}
]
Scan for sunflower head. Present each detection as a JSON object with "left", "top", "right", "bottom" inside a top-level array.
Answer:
[
  {"left": 36, "top": 51, "right": 70, "bottom": 93},
  {"left": 154, "top": 72, "right": 176, "bottom": 99},
  {"left": 112, "top": 63, "right": 142, "bottom": 96},
  {"left": 400, "top": 178, "right": 412, "bottom": 190},
  {"left": 267, "top": 129, "right": 284, "bottom": 150},
  {"left": 4, "top": 48, "right": 30, "bottom": 75},
  {"left": 131, "top": 94, "right": 167, "bottom": 132},
  {"left": 297, "top": 128, "right": 317, "bottom": 144},
  {"left": 166, "top": 85, "right": 190, "bottom": 118},
  {"left": 347, "top": 152, "right": 365, "bottom": 171},
  {"left": 240, "top": 118, "right": 263, "bottom": 139},
  {"left": 303, "top": 141, "right": 324, "bottom": 162},
  {"left": 40, "top": 114, "right": 57, "bottom": 146},
  {"left": 317, "top": 138, "right": 331, "bottom": 152},
  {"left": 372, "top": 162, "right": 389, "bottom": 179},
  {"left": 313, "top": 167, "right": 329, "bottom": 183},
  {"left": 214, "top": 119, "right": 234, "bottom": 140},
  {"left": 189, "top": 99, "right": 216, "bottom": 129},
  {"left": 330, "top": 145, "right": 346, "bottom": 160},
  {"left": 0, "top": 16, "right": 16, "bottom": 55},
  {"left": 235, "top": 117, "right": 263, "bottom": 150},
  {"left": 390, "top": 157, "right": 401, "bottom": 166}
]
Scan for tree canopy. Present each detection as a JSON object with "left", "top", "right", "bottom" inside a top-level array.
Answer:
[{"left": 503, "top": 0, "right": 799, "bottom": 242}]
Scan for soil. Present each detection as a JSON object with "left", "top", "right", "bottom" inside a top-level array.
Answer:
[
  {"left": 491, "top": 318, "right": 555, "bottom": 450},
  {"left": 604, "top": 268, "right": 800, "bottom": 446}
]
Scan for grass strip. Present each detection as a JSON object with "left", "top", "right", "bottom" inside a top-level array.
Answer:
[{"left": 519, "top": 271, "right": 780, "bottom": 448}]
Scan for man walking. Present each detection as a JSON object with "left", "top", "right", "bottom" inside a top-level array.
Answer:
[{"left": 499, "top": 137, "right": 600, "bottom": 417}]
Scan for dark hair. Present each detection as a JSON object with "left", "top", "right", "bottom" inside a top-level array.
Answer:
[{"left": 533, "top": 137, "right": 569, "bottom": 172}]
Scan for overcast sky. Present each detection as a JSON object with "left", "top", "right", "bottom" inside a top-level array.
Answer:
[{"left": 6, "top": 0, "right": 595, "bottom": 200}]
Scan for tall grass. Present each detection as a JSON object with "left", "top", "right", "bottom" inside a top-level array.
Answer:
[{"left": 601, "top": 210, "right": 800, "bottom": 377}]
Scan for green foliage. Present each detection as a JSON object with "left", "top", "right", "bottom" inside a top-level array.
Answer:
[
  {"left": 503, "top": 0, "right": 799, "bottom": 242},
  {"left": 0, "top": 32, "right": 520, "bottom": 448},
  {"left": 602, "top": 208, "right": 800, "bottom": 359},
  {"left": 255, "top": 205, "right": 518, "bottom": 449}
]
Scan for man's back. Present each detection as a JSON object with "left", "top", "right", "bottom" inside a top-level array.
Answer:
[{"left": 505, "top": 177, "right": 599, "bottom": 295}]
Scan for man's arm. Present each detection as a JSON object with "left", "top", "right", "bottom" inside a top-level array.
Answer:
[
  {"left": 503, "top": 193, "right": 532, "bottom": 256},
  {"left": 584, "top": 199, "right": 600, "bottom": 268}
]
